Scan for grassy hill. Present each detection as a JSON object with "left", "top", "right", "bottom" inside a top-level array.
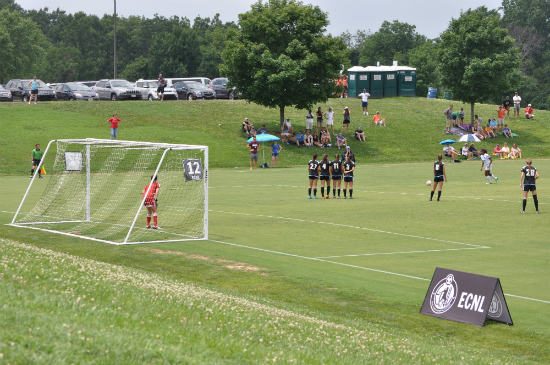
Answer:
[{"left": 0, "top": 97, "right": 548, "bottom": 174}]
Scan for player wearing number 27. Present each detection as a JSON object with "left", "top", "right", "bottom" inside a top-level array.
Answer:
[
  {"left": 142, "top": 175, "right": 161, "bottom": 229},
  {"left": 520, "top": 159, "right": 540, "bottom": 214}
]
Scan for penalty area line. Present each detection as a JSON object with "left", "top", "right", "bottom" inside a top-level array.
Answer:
[{"left": 315, "top": 246, "right": 489, "bottom": 259}]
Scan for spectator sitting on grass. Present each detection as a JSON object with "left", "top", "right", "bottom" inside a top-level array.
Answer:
[
  {"left": 321, "top": 126, "right": 331, "bottom": 142},
  {"left": 257, "top": 124, "right": 268, "bottom": 134},
  {"left": 502, "top": 124, "right": 512, "bottom": 138},
  {"left": 489, "top": 118, "right": 498, "bottom": 134},
  {"left": 443, "top": 142, "right": 460, "bottom": 162},
  {"left": 304, "top": 130, "right": 313, "bottom": 147},
  {"left": 321, "top": 128, "right": 331, "bottom": 147},
  {"left": 284, "top": 117, "right": 294, "bottom": 135},
  {"left": 281, "top": 121, "right": 291, "bottom": 144},
  {"left": 312, "top": 131, "right": 323, "bottom": 147},
  {"left": 354, "top": 126, "right": 365, "bottom": 142},
  {"left": 372, "top": 111, "right": 386, "bottom": 127},
  {"left": 500, "top": 142, "right": 511, "bottom": 158},
  {"left": 484, "top": 124, "right": 495, "bottom": 138},
  {"left": 525, "top": 104, "right": 535, "bottom": 119},
  {"left": 511, "top": 143, "right": 522, "bottom": 159},
  {"left": 472, "top": 122, "right": 485, "bottom": 140},
  {"left": 336, "top": 132, "right": 347, "bottom": 149},
  {"left": 296, "top": 130, "right": 305, "bottom": 147},
  {"left": 242, "top": 118, "right": 253, "bottom": 135},
  {"left": 494, "top": 143, "right": 506, "bottom": 159}
]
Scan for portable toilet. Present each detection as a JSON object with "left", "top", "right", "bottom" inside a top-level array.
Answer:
[
  {"left": 383, "top": 66, "right": 398, "bottom": 97},
  {"left": 397, "top": 67, "right": 417, "bottom": 97},
  {"left": 347, "top": 66, "right": 364, "bottom": 98},
  {"left": 368, "top": 66, "right": 384, "bottom": 98}
]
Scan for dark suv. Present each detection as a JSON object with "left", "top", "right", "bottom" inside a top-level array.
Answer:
[
  {"left": 94, "top": 79, "right": 142, "bottom": 101},
  {"left": 210, "top": 77, "right": 240, "bottom": 100},
  {"left": 6, "top": 79, "right": 56, "bottom": 102}
]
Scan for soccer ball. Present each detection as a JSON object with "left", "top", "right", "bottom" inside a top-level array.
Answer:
[{"left": 426, "top": 180, "right": 432, "bottom": 186}]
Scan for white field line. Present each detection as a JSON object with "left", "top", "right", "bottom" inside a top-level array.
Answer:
[
  {"left": 210, "top": 210, "right": 488, "bottom": 249},
  {"left": 315, "top": 247, "right": 487, "bottom": 259}
]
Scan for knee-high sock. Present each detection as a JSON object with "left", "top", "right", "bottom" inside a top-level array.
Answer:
[
  {"left": 487, "top": 176, "right": 492, "bottom": 183},
  {"left": 313, "top": 188, "right": 317, "bottom": 197},
  {"left": 430, "top": 191, "right": 434, "bottom": 199},
  {"left": 523, "top": 199, "right": 527, "bottom": 211},
  {"left": 153, "top": 213, "right": 158, "bottom": 226},
  {"left": 438, "top": 191, "right": 442, "bottom": 200},
  {"left": 147, "top": 214, "right": 151, "bottom": 225},
  {"left": 343, "top": 189, "right": 347, "bottom": 197},
  {"left": 308, "top": 188, "right": 311, "bottom": 196},
  {"left": 321, "top": 187, "right": 324, "bottom": 197},
  {"left": 337, "top": 189, "right": 341, "bottom": 197},
  {"left": 349, "top": 189, "right": 353, "bottom": 198},
  {"left": 533, "top": 195, "right": 539, "bottom": 211}
]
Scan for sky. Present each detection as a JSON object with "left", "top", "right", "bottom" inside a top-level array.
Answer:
[{"left": 17, "top": 0, "right": 504, "bottom": 39}]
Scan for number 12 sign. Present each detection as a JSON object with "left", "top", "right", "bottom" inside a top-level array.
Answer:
[{"left": 182, "top": 159, "right": 203, "bottom": 182}]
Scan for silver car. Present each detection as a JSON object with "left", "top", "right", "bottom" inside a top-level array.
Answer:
[{"left": 134, "top": 79, "right": 178, "bottom": 101}]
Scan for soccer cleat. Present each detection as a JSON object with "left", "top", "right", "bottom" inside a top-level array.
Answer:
[
  {"left": 152, "top": 226, "right": 160, "bottom": 229},
  {"left": 322, "top": 196, "right": 325, "bottom": 199},
  {"left": 313, "top": 196, "right": 318, "bottom": 199},
  {"left": 337, "top": 196, "right": 341, "bottom": 199},
  {"left": 344, "top": 196, "right": 347, "bottom": 199},
  {"left": 146, "top": 225, "right": 151, "bottom": 229},
  {"left": 495, "top": 177, "right": 499, "bottom": 183},
  {"left": 437, "top": 199, "right": 440, "bottom": 201},
  {"left": 30, "top": 175, "right": 33, "bottom": 178},
  {"left": 38, "top": 176, "right": 42, "bottom": 178},
  {"left": 326, "top": 195, "right": 330, "bottom": 199},
  {"left": 520, "top": 211, "right": 525, "bottom": 214},
  {"left": 536, "top": 211, "right": 540, "bottom": 214},
  {"left": 308, "top": 196, "right": 312, "bottom": 199},
  {"left": 486, "top": 182, "right": 491, "bottom": 184},
  {"left": 429, "top": 198, "right": 432, "bottom": 201},
  {"left": 349, "top": 196, "right": 354, "bottom": 199}
]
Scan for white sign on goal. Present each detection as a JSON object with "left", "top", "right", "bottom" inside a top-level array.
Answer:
[{"left": 10, "top": 138, "right": 208, "bottom": 245}]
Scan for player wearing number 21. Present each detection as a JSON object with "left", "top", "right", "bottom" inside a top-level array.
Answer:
[
  {"left": 430, "top": 154, "right": 447, "bottom": 202},
  {"left": 520, "top": 159, "right": 540, "bottom": 214},
  {"left": 142, "top": 175, "right": 161, "bottom": 229}
]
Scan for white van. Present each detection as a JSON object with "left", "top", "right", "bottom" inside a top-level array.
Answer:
[{"left": 164, "top": 77, "right": 211, "bottom": 88}]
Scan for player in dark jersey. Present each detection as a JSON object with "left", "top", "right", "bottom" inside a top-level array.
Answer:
[
  {"left": 331, "top": 154, "right": 343, "bottom": 198},
  {"left": 430, "top": 154, "right": 447, "bottom": 201},
  {"left": 308, "top": 154, "right": 320, "bottom": 199},
  {"left": 319, "top": 154, "right": 332, "bottom": 199},
  {"left": 520, "top": 159, "right": 540, "bottom": 213},
  {"left": 342, "top": 154, "right": 355, "bottom": 199}
]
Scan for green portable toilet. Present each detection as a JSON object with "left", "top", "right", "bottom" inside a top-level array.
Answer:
[
  {"left": 347, "top": 66, "right": 364, "bottom": 98},
  {"left": 397, "top": 67, "right": 417, "bottom": 97},
  {"left": 356, "top": 68, "right": 370, "bottom": 97},
  {"left": 383, "top": 66, "right": 398, "bottom": 97},
  {"left": 368, "top": 66, "right": 384, "bottom": 98}
]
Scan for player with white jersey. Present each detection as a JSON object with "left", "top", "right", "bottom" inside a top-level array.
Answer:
[
  {"left": 520, "top": 159, "right": 540, "bottom": 213},
  {"left": 480, "top": 149, "right": 498, "bottom": 184}
]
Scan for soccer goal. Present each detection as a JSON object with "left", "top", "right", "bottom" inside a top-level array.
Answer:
[{"left": 10, "top": 139, "right": 208, "bottom": 245}]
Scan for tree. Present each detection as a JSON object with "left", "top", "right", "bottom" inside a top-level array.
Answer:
[
  {"left": 221, "top": 0, "right": 347, "bottom": 125},
  {"left": 408, "top": 41, "right": 442, "bottom": 97},
  {"left": 339, "top": 29, "right": 369, "bottom": 66},
  {"left": 358, "top": 20, "right": 426, "bottom": 67},
  {"left": 438, "top": 7, "right": 521, "bottom": 122}
]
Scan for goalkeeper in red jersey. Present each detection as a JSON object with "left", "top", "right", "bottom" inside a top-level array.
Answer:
[{"left": 142, "top": 175, "right": 161, "bottom": 229}]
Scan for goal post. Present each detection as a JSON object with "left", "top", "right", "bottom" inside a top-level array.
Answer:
[{"left": 10, "top": 138, "right": 208, "bottom": 245}]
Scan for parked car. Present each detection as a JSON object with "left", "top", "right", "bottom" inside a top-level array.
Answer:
[
  {"left": 164, "top": 77, "right": 211, "bottom": 88},
  {"left": 6, "top": 79, "right": 56, "bottom": 102},
  {"left": 0, "top": 84, "right": 13, "bottom": 102},
  {"left": 94, "top": 79, "right": 142, "bottom": 101},
  {"left": 173, "top": 81, "right": 216, "bottom": 100},
  {"left": 210, "top": 77, "right": 240, "bottom": 100},
  {"left": 55, "top": 83, "right": 99, "bottom": 101},
  {"left": 74, "top": 81, "right": 98, "bottom": 88},
  {"left": 134, "top": 79, "right": 178, "bottom": 101}
]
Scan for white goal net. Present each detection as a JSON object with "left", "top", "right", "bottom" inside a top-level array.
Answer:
[{"left": 10, "top": 139, "right": 208, "bottom": 245}]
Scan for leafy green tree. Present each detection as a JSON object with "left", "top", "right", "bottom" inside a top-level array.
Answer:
[
  {"left": 40, "top": 43, "right": 82, "bottom": 82},
  {"left": 120, "top": 56, "right": 150, "bottom": 81},
  {"left": 438, "top": 7, "right": 521, "bottom": 122},
  {"left": 358, "top": 20, "right": 426, "bottom": 67},
  {"left": 339, "top": 29, "right": 369, "bottom": 66},
  {"left": 0, "top": 8, "right": 47, "bottom": 81},
  {"left": 221, "top": 0, "right": 347, "bottom": 124},
  {"left": 407, "top": 41, "right": 441, "bottom": 97}
]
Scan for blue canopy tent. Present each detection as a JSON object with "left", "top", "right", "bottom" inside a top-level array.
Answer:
[{"left": 246, "top": 134, "right": 281, "bottom": 168}]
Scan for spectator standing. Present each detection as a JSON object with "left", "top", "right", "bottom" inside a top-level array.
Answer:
[
  {"left": 520, "top": 159, "right": 540, "bottom": 214},
  {"left": 316, "top": 107, "right": 324, "bottom": 135},
  {"left": 480, "top": 149, "right": 498, "bottom": 184},
  {"left": 458, "top": 108, "right": 465, "bottom": 124},
  {"left": 306, "top": 110, "right": 314, "bottom": 131},
  {"left": 247, "top": 135, "right": 260, "bottom": 170},
  {"left": 358, "top": 89, "right": 370, "bottom": 115},
  {"left": 342, "top": 106, "right": 351, "bottom": 133},
  {"left": 157, "top": 74, "right": 166, "bottom": 101},
  {"left": 513, "top": 92, "right": 521, "bottom": 118},
  {"left": 27, "top": 76, "right": 40, "bottom": 105},
  {"left": 443, "top": 105, "right": 453, "bottom": 134},
  {"left": 270, "top": 141, "right": 282, "bottom": 168},
  {"left": 496, "top": 105, "right": 505, "bottom": 132},
  {"left": 30, "top": 143, "right": 43, "bottom": 178},
  {"left": 354, "top": 126, "right": 365, "bottom": 142},
  {"left": 502, "top": 96, "right": 512, "bottom": 118},
  {"left": 325, "top": 107, "right": 335, "bottom": 135},
  {"left": 108, "top": 113, "right": 121, "bottom": 140},
  {"left": 525, "top": 104, "right": 535, "bottom": 119},
  {"left": 341, "top": 74, "right": 348, "bottom": 98}
]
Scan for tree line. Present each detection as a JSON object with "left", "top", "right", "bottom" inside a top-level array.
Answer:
[{"left": 1, "top": 0, "right": 548, "bottom": 110}]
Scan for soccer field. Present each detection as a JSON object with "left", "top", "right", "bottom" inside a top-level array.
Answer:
[{"left": 2, "top": 158, "right": 549, "bottom": 335}]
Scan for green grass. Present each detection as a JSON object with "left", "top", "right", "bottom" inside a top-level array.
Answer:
[{"left": 1, "top": 98, "right": 549, "bottom": 363}]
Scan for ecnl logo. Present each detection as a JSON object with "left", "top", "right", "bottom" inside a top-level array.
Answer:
[
  {"left": 429, "top": 274, "right": 458, "bottom": 314},
  {"left": 487, "top": 293, "right": 503, "bottom": 318}
]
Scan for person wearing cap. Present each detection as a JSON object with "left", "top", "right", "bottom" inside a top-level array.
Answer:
[
  {"left": 443, "top": 142, "right": 460, "bottom": 162},
  {"left": 325, "top": 107, "right": 335, "bottom": 135},
  {"left": 461, "top": 143, "right": 473, "bottom": 160},
  {"left": 257, "top": 124, "right": 268, "bottom": 134},
  {"left": 513, "top": 92, "right": 521, "bottom": 118},
  {"left": 27, "top": 76, "right": 40, "bottom": 105},
  {"left": 502, "top": 124, "right": 513, "bottom": 138},
  {"left": 525, "top": 104, "right": 534, "bottom": 119},
  {"left": 342, "top": 106, "right": 351, "bottom": 133},
  {"left": 242, "top": 118, "right": 253, "bottom": 135},
  {"left": 295, "top": 130, "right": 305, "bottom": 147},
  {"left": 372, "top": 111, "right": 386, "bottom": 127},
  {"left": 357, "top": 88, "right": 370, "bottom": 115},
  {"left": 284, "top": 117, "right": 294, "bottom": 135},
  {"left": 336, "top": 132, "right": 347, "bottom": 149},
  {"left": 502, "top": 96, "right": 512, "bottom": 118}
]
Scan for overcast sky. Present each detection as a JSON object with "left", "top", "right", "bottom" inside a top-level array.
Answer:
[{"left": 17, "top": 0, "right": 503, "bottom": 39}]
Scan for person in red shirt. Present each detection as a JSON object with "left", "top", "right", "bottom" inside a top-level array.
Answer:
[
  {"left": 142, "top": 175, "right": 161, "bottom": 229},
  {"left": 247, "top": 135, "right": 260, "bottom": 170},
  {"left": 525, "top": 104, "right": 535, "bottom": 119},
  {"left": 108, "top": 113, "right": 121, "bottom": 139},
  {"left": 496, "top": 105, "right": 505, "bottom": 132}
]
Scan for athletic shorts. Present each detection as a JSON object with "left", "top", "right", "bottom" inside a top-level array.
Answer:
[
  {"left": 317, "top": 118, "right": 323, "bottom": 124},
  {"left": 320, "top": 176, "right": 330, "bottom": 181},
  {"left": 309, "top": 175, "right": 319, "bottom": 180},
  {"left": 525, "top": 114, "right": 531, "bottom": 119},
  {"left": 344, "top": 176, "right": 354, "bottom": 182},
  {"left": 434, "top": 176, "right": 444, "bottom": 183},
  {"left": 332, "top": 176, "right": 342, "bottom": 180},
  {"left": 523, "top": 185, "right": 536, "bottom": 192},
  {"left": 362, "top": 101, "right": 368, "bottom": 108},
  {"left": 157, "top": 86, "right": 165, "bottom": 93},
  {"left": 326, "top": 119, "right": 334, "bottom": 126},
  {"left": 446, "top": 119, "right": 453, "bottom": 128},
  {"left": 272, "top": 153, "right": 279, "bottom": 157},
  {"left": 144, "top": 198, "right": 157, "bottom": 208},
  {"left": 250, "top": 153, "right": 258, "bottom": 161},
  {"left": 32, "top": 159, "right": 41, "bottom": 167},
  {"left": 484, "top": 170, "right": 492, "bottom": 176},
  {"left": 497, "top": 118, "right": 504, "bottom": 125},
  {"left": 306, "top": 121, "right": 313, "bottom": 130},
  {"left": 514, "top": 103, "right": 520, "bottom": 112},
  {"left": 504, "top": 106, "right": 510, "bottom": 111}
]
